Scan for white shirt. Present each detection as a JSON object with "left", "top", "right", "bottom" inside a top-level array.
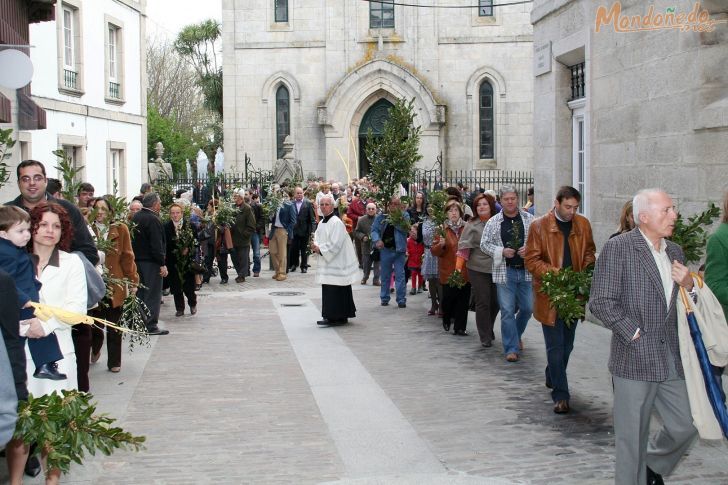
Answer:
[{"left": 639, "top": 229, "right": 673, "bottom": 306}]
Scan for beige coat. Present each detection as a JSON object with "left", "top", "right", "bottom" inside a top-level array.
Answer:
[{"left": 677, "top": 279, "right": 728, "bottom": 440}]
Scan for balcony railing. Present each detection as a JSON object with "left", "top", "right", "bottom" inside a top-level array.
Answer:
[
  {"left": 63, "top": 69, "right": 77, "bottom": 90},
  {"left": 108, "top": 81, "right": 121, "bottom": 100}
]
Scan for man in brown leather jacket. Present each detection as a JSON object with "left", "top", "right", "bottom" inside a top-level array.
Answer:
[{"left": 525, "top": 186, "right": 596, "bottom": 414}]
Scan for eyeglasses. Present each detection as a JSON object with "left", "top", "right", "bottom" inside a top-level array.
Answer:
[{"left": 19, "top": 175, "right": 45, "bottom": 184}]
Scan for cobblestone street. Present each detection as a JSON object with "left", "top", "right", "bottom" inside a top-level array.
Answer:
[{"left": 4, "top": 260, "right": 728, "bottom": 484}]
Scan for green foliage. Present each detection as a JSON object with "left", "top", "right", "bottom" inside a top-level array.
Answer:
[
  {"left": 213, "top": 196, "right": 236, "bottom": 227},
  {"left": 507, "top": 219, "right": 523, "bottom": 249},
  {"left": 668, "top": 203, "right": 721, "bottom": 265},
  {"left": 147, "top": 105, "right": 199, "bottom": 176},
  {"left": 0, "top": 127, "right": 16, "bottom": 190},
  {"left": 365, "top": 97, "right": 422, "bottom": 209},
  {"left": 173, "top": 208, "right": 198, "bottom": 284},
  {"left": 446, "top": 269, "right": 466, "bottom": 289},
  {"left": 427, "top": 190, "right": 448, "bottom": 236},
  {"left": 540, "top": 266, "right": 594, "bottom": 328},
  {"left": 53, "top": 149, "right": 83, "bottom": 201},
  {"left": 174, "top": 19, "right": 223, "bottom": 117},
  {"left": 386, "top": 205, "right": 411, "bottom": 234},
  {"left": 118, "top": 294, "right": 151, "bottom": 352},
  {"left": 14, "top": 390, "right": 145, "bottom": 476}
]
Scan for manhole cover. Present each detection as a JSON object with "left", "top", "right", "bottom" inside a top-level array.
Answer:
[{"left": 269, "top": 291, "right": 304, "bottom": 296}]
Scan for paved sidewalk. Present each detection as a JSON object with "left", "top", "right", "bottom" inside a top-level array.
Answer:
[{"left": 2, "top": 260, "right": 727, "bottom": 484}]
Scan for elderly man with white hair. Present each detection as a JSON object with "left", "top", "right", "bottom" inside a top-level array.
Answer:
[
  {"left": 312, "top": 194, "right": 358, "bottom": 325},
  {"left": 591, "top": 188, "right": 698, "bottom": 485},
  {"left": 354, "top": 201, "right": 380, "bottom": 285}
]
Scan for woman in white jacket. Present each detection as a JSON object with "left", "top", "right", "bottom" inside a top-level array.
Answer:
[{"left": 5, "top": 201, "right": 87, "bottom": 485}]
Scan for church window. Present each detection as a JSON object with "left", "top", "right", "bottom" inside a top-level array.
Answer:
[
  {"left": 370, "top": 1, "right": 394, "bottom": 29},
  {"left": 275, "top": 0, "right": 288, "bottom": 23},
  {"left": 276, "top": 85, "right": 290, "bottom": 158},
  {"left": 479, "top": 81, "right": 494, "bottom": 159},
  {"left": 478, "top": 0, "right": 493, "bottom": 16}
]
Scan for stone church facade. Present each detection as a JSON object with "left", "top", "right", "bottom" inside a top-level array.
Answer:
[{"left": 222, "top": 0, "right": 534, "bottom": 182}]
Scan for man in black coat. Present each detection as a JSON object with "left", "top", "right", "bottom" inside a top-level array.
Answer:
[
  {"left": 288, "top": 186, "right": 315, "bottom": 273},
  {"left": 132, "top": 193, "right": 169, "bottom": 335},
  {"left": 6, "top": 160, "right": 98, "bottom": 266}
]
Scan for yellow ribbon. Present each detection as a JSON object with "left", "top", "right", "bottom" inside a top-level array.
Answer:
[{"left": 29, "top": 302, "right": 145, "bottom": 335}]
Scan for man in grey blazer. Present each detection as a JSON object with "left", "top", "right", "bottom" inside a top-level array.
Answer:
[{"left": 591, "top": 189, "right": 698, "bottom": 485}]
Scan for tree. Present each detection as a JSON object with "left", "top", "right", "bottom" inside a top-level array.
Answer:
[
  {"left": 365, "top": 97, "right": 422, "bottom": 210},
  {"left": 174, "top": 19, "right": 223, "bottom": 118},
  {"left": 147, "top": 105, "right": 200, "bottom": 176}
]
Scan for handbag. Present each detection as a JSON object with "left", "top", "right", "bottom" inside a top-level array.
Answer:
[
  {"left": 73, "top": 251, "right": 106, "bottom": 309},
  {"left": 370, "top": 247, "right": 380, "bottom": 262},
  {"left": 190, "top": 260, "right": 207, "bottom": 274}
]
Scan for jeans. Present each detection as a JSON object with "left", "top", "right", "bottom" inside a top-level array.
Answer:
[
  {"left": 251, "top": 233, "right": 261, "bottom": 274},
  {"left": 542, "top": 318, "right": 577, "bottom": 402},
  {"left": 496, "top": 266, "right": 533, "bottom": 355},
  {"left": 379, "top": 248, "right": 406, "bottom": 305}
]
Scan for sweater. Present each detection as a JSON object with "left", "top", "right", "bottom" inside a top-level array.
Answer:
[
  {"left": 705, "top": 222, "right": 728, "bottom": 320},
  {"left": 457, "top": 219, "right": 494, "bottom": 274}
]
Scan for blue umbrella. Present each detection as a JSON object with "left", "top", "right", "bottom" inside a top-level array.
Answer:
[{"left": 681, "top": 288, "right": 728, "bottom": 439}]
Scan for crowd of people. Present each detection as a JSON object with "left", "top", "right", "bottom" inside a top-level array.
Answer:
[{"left": 1, "top": 157, "right": 727, "bottom": 485}]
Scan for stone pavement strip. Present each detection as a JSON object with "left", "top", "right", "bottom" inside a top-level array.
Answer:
[{"left": 2, "top": 260, "right": 727, "bottom": 484}]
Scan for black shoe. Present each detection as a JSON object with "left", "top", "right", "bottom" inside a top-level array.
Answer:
[
  {"left": 647, "top": 467, "right": 665, "bottom": 485},
  {"left": 317, "top": 319, "right": 330, "bottom": 326},
  {"left": 301, "top": 268, "right": 307, "bottom": 273},
  {"left": 381, "top": 301, "right": 389, "bottom": 306},
  {"left": 409, "top": 288, "right": 416, "bottom": 295},
  {"left": 235, "top": 276, "right": 245, "bottom": 283},
  {"left": 454, "top": 330, "right": 469, "bottom": 336},
  {"left": 25, "top": 455, "right": 41, "bottom": 477},
  {"left": 147, "top": 327, "right": 169, "bottom": 335},
  {"left": 33, "top": 362, "right": 67, "bottom": 380},
  {"left": 398, "top": 302, "right": 406, "bottom": 308},
  {"left": 289, "top": 265, "right": 297, "bottom": 272},
  {"left": 220, "top": 278, "right": 228, "bottom": 284},
  {"left": 482, "top": 341, "right": 493, "bottom": 348},
  {"left": 442, "top": 320, "right": 451, "bottom": 332},
  {"left": 175, "top": 310, "right": 184, "bottom": 317}
]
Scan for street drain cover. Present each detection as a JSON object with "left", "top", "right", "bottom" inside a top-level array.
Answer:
[
  {"left": 280, "top": 303, "right": 304, "bottom": 307},
  {"left": 269, "top": 291, "right": 304, "bottom": 296}
]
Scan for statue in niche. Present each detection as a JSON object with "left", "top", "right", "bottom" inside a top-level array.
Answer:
[{"left": 273, "top": 136, "right": 303, "bottom": 184}]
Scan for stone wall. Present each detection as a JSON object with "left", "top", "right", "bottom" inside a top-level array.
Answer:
[{"left": 532, "top": 0, "right": 728, "bottom": 250}]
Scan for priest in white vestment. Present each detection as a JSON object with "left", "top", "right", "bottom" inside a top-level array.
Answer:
[{"left": 312, "top": 194, "right": 359, "bottom": 325}]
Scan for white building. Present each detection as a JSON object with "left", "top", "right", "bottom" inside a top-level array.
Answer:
[
  {"left": 21, "top": 0, "right": 147, "bottom": 199},
  {"left": 532, "top": 0, "right": 728, "bottom": 247},
  {"left": 223, "top": 0, "right": 534, "bottom": 182}
]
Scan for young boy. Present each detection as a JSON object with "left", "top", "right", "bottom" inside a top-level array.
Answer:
[
  {"left": 406, "top": 224, "right": 424, "bottom": 295},
  {"left": 0, "top": 206, "right": 66, "bottom": 380}
]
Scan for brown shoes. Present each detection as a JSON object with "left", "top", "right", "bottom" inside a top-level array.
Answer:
[
  {"left": 505, "top": 353, "right": 519, "bottom": 362},
  {"left": 276, "top": 274, "right": 287, "bottom": 281},
  {"left": 554, "top": 400, "right": 570, "bottom": 414}
]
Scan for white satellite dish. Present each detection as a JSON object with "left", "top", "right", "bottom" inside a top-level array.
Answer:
[{"left": 0, "top": 49, "right": 34, "bottom": 89}]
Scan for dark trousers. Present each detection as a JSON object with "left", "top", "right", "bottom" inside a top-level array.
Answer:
[
  {"left": 542, "top": 318, "right": 577, "bottom": 402},
  {"left": 136, "top": 260, "right": 162, "bottom": 329},
  {"left": 217, "top": 251, "right": 230, "bottom": 281},
  {"left": 72, "top": 324, "right": 92, "bottom": 392},
  {"left": 230, "top": 247, "right": 241, "bottom": 275},
  {"left": 90, "top": 305, "right": 123, "bottom": 369},
  {"left": 27, "top": 333, "right": 63, "bottom": 368},
  {"left": 469, "top": 270, "right": 500, "bottom": 345},
  {"left": 171, "top": 272, "right": 197, "bottom": 311},
  {"left": 203, "top": 241, "right": 216, "bottom": 282},
  {"left": 442, "top": 283, "right": 471, "bottom": 333},
  {"left": 288, "top": 234, "right": 309, "bottom": 269},
  {"left": 234, "top": 245, "right": 250, "bottom": 278}
]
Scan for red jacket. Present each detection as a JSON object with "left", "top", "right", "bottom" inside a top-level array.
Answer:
[{"left": 406, "top": 236, "right": 424, "bottom": 269}]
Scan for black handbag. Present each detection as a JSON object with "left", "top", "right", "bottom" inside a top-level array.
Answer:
[{"left": 370, "top": 247, "right": 380, "bottom": 262}]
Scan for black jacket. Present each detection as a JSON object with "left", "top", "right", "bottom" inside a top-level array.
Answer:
[
  {"left": 6, "top": 194, "right": 99, "bottom": 266},
  {"left": 132, "top": 208, "right": 166, "bottom": 266},
  {"left": 251, "top": 202, "right": 266, "bottom": 236},
  {"left": 292, "top": 199, "right": 315, "bottom": 238},
  {"left": 0, "top": 269, "right": 26, "bottom": 401}
]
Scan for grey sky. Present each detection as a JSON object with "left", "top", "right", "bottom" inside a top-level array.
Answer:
[{"left": 146, "top": 0, "right": 222, "bottom": 40}]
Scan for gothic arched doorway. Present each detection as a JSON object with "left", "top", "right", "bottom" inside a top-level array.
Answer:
[{"left": 358, "top": 98, "right": 393, "bottom": 178}]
